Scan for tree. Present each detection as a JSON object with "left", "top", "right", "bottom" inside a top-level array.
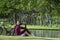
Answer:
[{"left": 0, "top": 0, "right": 60, "bottom": 25}]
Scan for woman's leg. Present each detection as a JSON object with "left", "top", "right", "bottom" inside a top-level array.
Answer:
[
  {"left": 25, "top": 29, "right": 31, "bottom": 34},
  {"left": 20, "top": 28, "right": 31, "bottom": 35}
]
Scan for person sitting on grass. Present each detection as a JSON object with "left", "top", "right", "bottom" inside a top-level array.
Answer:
[{"left": 14, "top": 21, "right": 31, "bottom": 36}]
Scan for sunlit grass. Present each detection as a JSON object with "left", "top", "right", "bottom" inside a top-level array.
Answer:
[
  {"left": 27, "top": 25, "right": 60, "bottom": 29},
  {"left": 4, "top": 24, "right": 60, "bottom": 29},
  {"left": 0, "top": 35, "right": 60, "bottom": 40}
]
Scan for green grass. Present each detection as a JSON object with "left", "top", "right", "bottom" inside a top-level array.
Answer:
[
  {"left": 0, "top": 35, "right": 60, "bottom": 40},
  {"left": 27, "top": 25, "right": 60, "bottom": 29},
  {"left": 4, "top": 24, "right": 60, "bottom": 29}
]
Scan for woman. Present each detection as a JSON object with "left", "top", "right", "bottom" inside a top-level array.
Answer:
[{"left": 14, "top": 21, "right": 31, "bottom": 36}]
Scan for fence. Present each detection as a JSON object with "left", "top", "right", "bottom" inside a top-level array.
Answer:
[{"left": 29, "top": 29, "right": 60, "bottom": 38}]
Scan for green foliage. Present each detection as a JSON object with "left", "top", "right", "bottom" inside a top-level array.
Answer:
[
  {"left": 0, "top": 0, "right": 59, "bottom": 16},
  {"left": 0, "top": 0, "right": 60, "bottom": 25}
]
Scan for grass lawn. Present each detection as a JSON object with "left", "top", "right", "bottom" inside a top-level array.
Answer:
[
  {"left": 6, "top": 24, "right": 60, "bottom": 29},
  {"left": 0, "top": 35, "right": 60, "bottom": 40},
  {"left": 27, "top": 25, "right": 60, "bottom": 29}
]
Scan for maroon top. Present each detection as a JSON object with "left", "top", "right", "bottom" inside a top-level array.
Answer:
[
  {"left": 14, "top": 24, "right": 31, "bottom": 35},
  {"left": 14, "top": 25, "right": 21, "bottom": 35}
]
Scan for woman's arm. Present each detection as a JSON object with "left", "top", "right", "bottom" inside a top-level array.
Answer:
[
  {"left": 20, "top": 27, "right": 25, "bottom": 29},
  {"left": 20, "top": 24, "right": 26, "bottom": 29}
]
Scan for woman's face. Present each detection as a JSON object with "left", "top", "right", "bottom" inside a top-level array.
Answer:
[{"left": 16, "top": 21, "right": 20, "bottom": 25}]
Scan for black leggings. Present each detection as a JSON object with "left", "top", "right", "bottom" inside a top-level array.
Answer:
[{"left": 20, "top": 29, "right": 31, "bottom": 35}]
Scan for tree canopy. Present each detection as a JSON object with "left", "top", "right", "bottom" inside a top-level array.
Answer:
[{"left": 0, "top": 0, "right": 60, "bottom": 25}]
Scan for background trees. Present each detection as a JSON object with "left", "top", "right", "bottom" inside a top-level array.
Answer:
[{"left": 0, "top": 0, "right": 60, "bottom": 25}]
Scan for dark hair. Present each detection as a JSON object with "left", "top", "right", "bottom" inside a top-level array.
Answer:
[{"left": 20, "top": 23, "right": 23, "bottom": 25}]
